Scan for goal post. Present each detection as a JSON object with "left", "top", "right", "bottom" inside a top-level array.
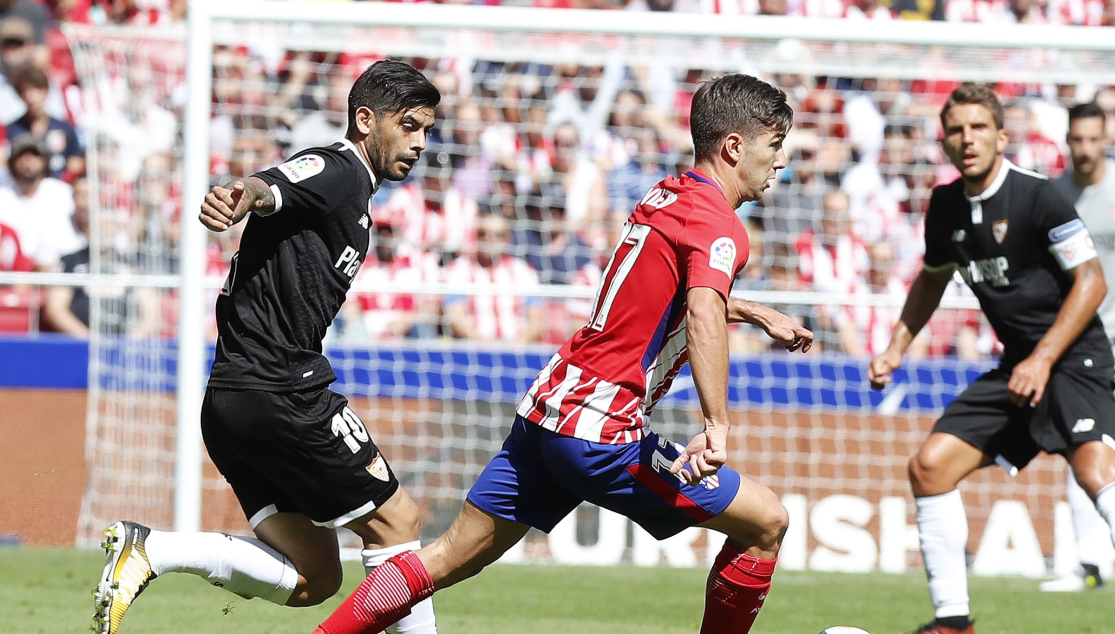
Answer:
[{"left": 65, "top": 3, "right": 1115, "bottom": 574}]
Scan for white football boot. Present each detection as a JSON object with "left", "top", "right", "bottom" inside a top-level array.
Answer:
[{"left": 92, "top": 521, "right": 158, "bottom": 634}]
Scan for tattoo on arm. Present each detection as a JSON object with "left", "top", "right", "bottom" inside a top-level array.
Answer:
[{"left": 242, "top": 177, "right": 276, "bottom": 217}]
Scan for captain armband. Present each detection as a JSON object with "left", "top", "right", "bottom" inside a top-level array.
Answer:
[{"left": 1047, "top": 219, "right": 1098, "bottom": 271}]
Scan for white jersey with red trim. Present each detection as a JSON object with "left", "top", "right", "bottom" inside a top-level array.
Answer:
[
  {"left": 355, "top": 246, "right": 441, "bottom": 338},
  {"left": 516, "top": 170, "right": 750, "bottom": 444},
  {"left": 443, "top": 253, "right": 542, "bottom": 342}
]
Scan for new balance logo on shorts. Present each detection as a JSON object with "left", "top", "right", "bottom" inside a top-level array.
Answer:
[{"left": 1073, "top": 418, "right": 1096, "bottom": 433}]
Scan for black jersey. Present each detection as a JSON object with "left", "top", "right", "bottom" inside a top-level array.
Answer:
[
  {"left": 924, "top": 160, "right": 1108, "bottom": 366},
  {"left": 208, "top": 139, "right": 378, "bottom": 391}
]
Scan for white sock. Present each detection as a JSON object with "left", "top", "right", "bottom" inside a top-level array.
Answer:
[
  {"left": 916, "top": 490, "right": 970, "bottom": 619},
  {"left": 145, "top": 531, "right": 297, "bottom": 604},
  {"left": 1067, "top": 466, "right": 1110, "bottom": 568},
  {"left": 1095, "top": 482, "right": 1115, "bottom": 551},
  {"left": 363, "top": 540, "right": 437, "bottom": 634}
]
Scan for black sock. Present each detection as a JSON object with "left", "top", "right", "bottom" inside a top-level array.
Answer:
[{"left": 936, "top": 615, "right": 971, "bottom": 630}]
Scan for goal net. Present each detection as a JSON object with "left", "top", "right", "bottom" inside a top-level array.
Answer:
[{"left": 70, "top": 4, "right": 1115, "bottom": 575}]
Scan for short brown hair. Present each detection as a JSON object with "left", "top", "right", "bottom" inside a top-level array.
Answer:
[
  {"left": 690, "top": 74, "right": 793, "bottom": 162},
  {"left": 8, "top": 63, "right": 47, "bottom": 93},
  {"left": 940, "top": 84, "right": 1004, "bottom": 130}
]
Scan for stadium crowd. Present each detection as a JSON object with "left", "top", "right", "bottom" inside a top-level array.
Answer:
[{"left": 1, "top": 0, "right": 1114, "bottom": 357}]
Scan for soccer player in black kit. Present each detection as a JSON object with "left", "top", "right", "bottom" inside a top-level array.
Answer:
[
  {"left": 870, "top": 85, "right": 1115, "bottom": 634},
  {"left": 92, "top": 60, "right": 441, "bottom": 634}
]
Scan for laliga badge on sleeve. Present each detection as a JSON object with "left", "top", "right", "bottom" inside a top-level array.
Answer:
[
  {"left": 709, "top": 237, "right": 736, "bottom": 277},
  {"left": 278, "top": 155, "right": 325, "bottom": 183}
]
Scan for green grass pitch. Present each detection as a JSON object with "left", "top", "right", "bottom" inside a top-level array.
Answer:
[{"left": 1, "top": 548, "right": 1108, "bottom": 634}]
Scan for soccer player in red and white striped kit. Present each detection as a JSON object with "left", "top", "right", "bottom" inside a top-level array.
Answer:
[{"left": 311, "top": 73, "right": 814, "bottom": 634}]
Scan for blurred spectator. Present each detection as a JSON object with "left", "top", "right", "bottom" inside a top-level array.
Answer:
[
  {"left": 606, "top": 124, "right": 669, "bottom": 219},
  {"left": 6, "top": 63, "right": 84, "bottom": 180},
  {"left": 892, "top": 0, "right": 946, "bottom": 19},
  {"left": 43, "top": 173, "right": 159, "bottom": 337},
  {"left": 83, "top": 62, "right": 176, "bottom": 181},
  {"left": 514, "top": 184, "right": 593, "bottom": 284},
  {"left": 228, "top": 126, "right": 279, "bottom": 181},
  {"left": 377, "top": 147, "right": 478, "bottom": 260},
  {"left": 0, "top": 1, "right": 48, "bottom": 65},
  {"left": 288, "top": 67, "right": 349, "bottom": 151},
  {"left": 535, "top": 122, "right": 607, "bottom": 236},
  {"left": 841, "top": 140, "right": 904, "bottom": 246},
  {"left": 134, "top": 151, "right": 181, "bottom": 270},
  {"left": 844, "top": 0, "right": 899, "bottom": 18},
  {"left": 0, "top": 134, "right": 80, "bottom": 270},
  {"left": 835, "top": 241, "right": 926, "bottom": 357},
  {"left": 0, "top": 213, "right": 29, "bottom": 271},
  {"left": 1006, "top": 0, "right": 1051, "bottom": 22},
  {"left": 547, "top": 57, "right": 624, "bottom": 142},
  {"left": 757, "top": 0, "right": 789, "bottom": 13},
  {"left": 1048, "top": 0, "right": 1108, "bottom": 24},
  {"left": 795, "top": 190, "right": 868, "bottom": 295},
  {"left": 92, "top": 0, "right": 187, "bottom": 25},
  {"left": 449, "top": 100, "right": 517, "bottom": 201},
  {"left": 0, "top": 17, "right": 65, "bottom": 123},
  {"left": 342, "top": 218, "right": 441, "bottom": 341},
  {"left": 757, "top": 129, "right": 825, "bottom": 242},
  {"left": 1003, "top": 99, "right": 1065, "bottom": 176},
  {"left": 208, "top": 45, "right": 271, "bottom": 166},
  {"left": 732, "top": 237, "right": 818, "bottom": 353},
  {"left": 443, "top": 213, "right": 544, "bottom": 343}
]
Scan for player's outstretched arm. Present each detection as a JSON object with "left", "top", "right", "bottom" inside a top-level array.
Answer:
[
  {"left": 1009, "top": 258, "right": 1106, "bottom": 407},
  {"left": 868, "top": 267, "right": 952, "bottom": 390},
  {"left": 671, "top": 287, "right": 731, "bottom": 485},
  {"left": 727, "top": 298, "right": 813, "bottom": 353},
  {"left": 199, "top": 177, "right": 276, "bottom": 232}
]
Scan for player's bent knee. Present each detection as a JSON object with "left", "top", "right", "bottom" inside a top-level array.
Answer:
[
  {"left": 1074, "top": 467, "right": 1115, "bottom": 499},
  {"left": 716, "top": 487, "right": 789, "bottom": 553},
  {"left": 388, "top": 488, "right": 423, "bottom": 537},
  {"left": 754, "top": 500, "right": 790, "bottom": 552},
  {"left": 908, "top": 452, "right": 948, "bottom": 494},
  {"left": 287, "top": 564, "right": 344, "bottom": 607}
]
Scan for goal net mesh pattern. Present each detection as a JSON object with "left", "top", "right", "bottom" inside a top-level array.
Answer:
[{"left": 68, "top": 12, "right": 1115, "bottom": 571}]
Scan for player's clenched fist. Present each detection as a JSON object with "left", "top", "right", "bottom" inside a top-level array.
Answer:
[
  {"left": 670, "top": 427, "right": 729, "bottom": 485},
  {"left": 199, "top": 181, "right": 253, "bottom": 232},
  {"left": 867, "top": 349, "right": 902, "bottom": 390}
]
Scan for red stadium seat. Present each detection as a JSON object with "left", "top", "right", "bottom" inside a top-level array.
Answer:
[{"left": 0, "top": 288, "right": 40, "bottom": 333}]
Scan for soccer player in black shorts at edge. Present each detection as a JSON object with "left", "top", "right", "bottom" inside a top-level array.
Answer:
[
  {"left": 92, "top": 60, "right": 441, "bottom": 634},
  {"left": 869, "top": 85, "right": 1115, "bottom": 634}
]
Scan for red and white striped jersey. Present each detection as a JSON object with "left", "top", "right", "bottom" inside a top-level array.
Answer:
[
  {"left": 837, "top": 276, "right": 908, "bottom": 357},
  {"left": 516, "top": 169, "right": 749, "bottom": 444},
  {"left": 375, "top": 182, "right": 478, "bottom": 255},
  {"left": 794, "top": 230, "right": 870, "bottom": 295},
  {"left": 354, "top": 247, "right": 441, "bottom": 339},
  {"left": 443, "top": 253, "right": 542, "bottom": 342},
  {"left": 1049, "top": 0, "right": 1106, "bottom": 24}
]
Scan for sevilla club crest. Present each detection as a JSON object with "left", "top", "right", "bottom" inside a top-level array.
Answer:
[{"left": 992, "top": 220, "right": 1009, "bottom": 245}]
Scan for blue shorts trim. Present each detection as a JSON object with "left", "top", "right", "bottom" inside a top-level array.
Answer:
[{"left": 466, "top": 416, "right": 741, "bottom": 540}]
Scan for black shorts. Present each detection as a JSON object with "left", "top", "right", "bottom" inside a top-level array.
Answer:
[
  {"left": 934, "top": 355, "right": 1115, "bottom": 472},
  {"left": 201, "top": 386, "right": 400, "bottom": 529}
]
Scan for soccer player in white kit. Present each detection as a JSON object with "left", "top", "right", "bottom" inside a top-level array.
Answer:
[{"left": 1044, "top": 100, "right": 1115, "bottom": 592}]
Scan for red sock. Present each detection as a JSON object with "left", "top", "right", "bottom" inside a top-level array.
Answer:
[
  {"left": 313, "top": 551, "right": 434, "bottom": 634},
  {"left": 700, "top": 543, "right": 777, "bottom": 634}
]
